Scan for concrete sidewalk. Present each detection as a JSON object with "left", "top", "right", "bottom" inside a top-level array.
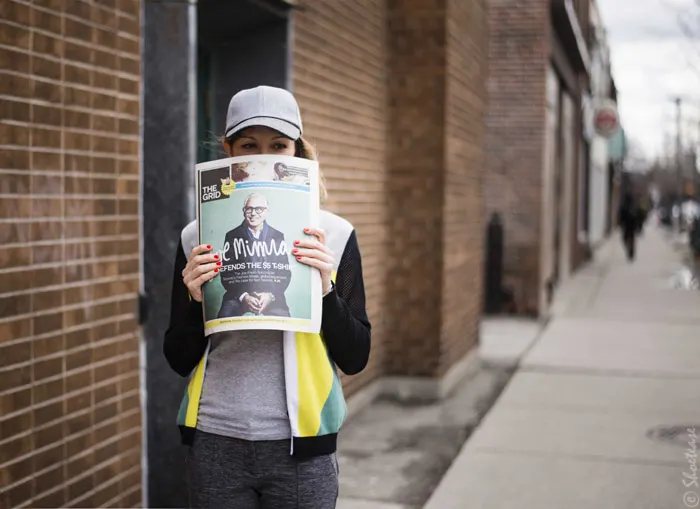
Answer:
[
  {"left": 425, "top": 226, "right": 700, "bottom": 509},
  {"left": 334, "top": 314, "right": 542, "bottom": 509}
]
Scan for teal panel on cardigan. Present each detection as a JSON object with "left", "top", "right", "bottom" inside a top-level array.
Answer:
[
  {"left": 176, "top": 389, "right": 189, "bottom": 426},
  {"left": 317, "top": 368, "right": 347, "bottom": 436}
]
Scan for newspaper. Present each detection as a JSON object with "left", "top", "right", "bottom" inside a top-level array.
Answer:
[{"left": 196, "top": 154, "right": 322, "bottom": 335}]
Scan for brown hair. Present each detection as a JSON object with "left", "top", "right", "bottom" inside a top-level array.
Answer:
[{"left": 221, "top": 134, "right": 328, "bottom": 203}]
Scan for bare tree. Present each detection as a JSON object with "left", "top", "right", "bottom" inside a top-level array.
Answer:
[
  {"left": 675, "top": 0, "right": 700, "bottom": 75},
  {"left": 658, "top": 0, "right": 700, "bottom": 75}
]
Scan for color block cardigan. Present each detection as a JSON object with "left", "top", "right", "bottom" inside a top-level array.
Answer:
[{"left": 163, "top": 210, "right": 371, "bottom": 457}]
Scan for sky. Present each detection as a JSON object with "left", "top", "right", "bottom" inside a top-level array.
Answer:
[{"left": 597, "top": 0, "right": 700, "bottom": 158}]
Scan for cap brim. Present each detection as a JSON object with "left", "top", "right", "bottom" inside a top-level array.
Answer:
[{"left": 225, "top": 117, "right": 301, "bottom": 141}]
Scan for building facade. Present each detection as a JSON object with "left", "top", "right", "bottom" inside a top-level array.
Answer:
[
  {"left": 583, "top": 0, "right": 619, "bottom": 248},
  {"left": 485, "top": 0, "right": 591, "bottom": 317},
  {"left": 1, "top": 1, "right": 143, "bottom": 507},
  {"left": 2, "top": 0, "right": 488, "bottom": 507},
  {"left": 148, "top": 0, "right": 488, "bottom": 505}
]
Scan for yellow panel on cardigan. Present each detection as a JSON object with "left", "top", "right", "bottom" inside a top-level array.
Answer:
[
  {"left": 295, "top": 272, "right": 337, "bottom": 436},
  {"left": 185, "top": 352, "right": 208, "bottom": 428},
  {"left": 295, "top": 331, "right": 333, "bottom": 436}
]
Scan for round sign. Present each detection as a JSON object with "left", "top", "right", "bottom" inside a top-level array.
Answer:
[{"left": 593, "top": 100, "right": 620, "bottom": 138}]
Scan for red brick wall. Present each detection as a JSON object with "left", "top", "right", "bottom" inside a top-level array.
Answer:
[
  {"left": 0, "top": 1, "right": 142, "bottom": 507},
  {"left": 294, "top": 0, "right": 487, "bottom": 385},
  {"left": 292, "top": 0, "right": 389, "bottom": 394},
  {"left": 384, "top": 0, "right": 447, "bottom": 377},
  {"left": 440, "top": 0, "right": 487, "bottom": 375},
  {"left": 485, "top": 0, "right": 550, "bottom": 315},
  {"left": 383, "top": 0, "right": 488, "bottom": 378}
]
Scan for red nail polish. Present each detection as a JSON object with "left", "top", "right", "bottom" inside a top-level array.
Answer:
[
  {"left": 296, "top": 256, "right": 302, "bottom": 261},
  {"left": 304, "top": 228, "right": 310, "bottom": 233},
  {"left": 214, "top": 268, "right": 219, "bottom": 273},
  {"left": 294, "top": 240, "right": 300, "bottom": 246},
  {"left": 216, "top": 261, "right": 222, "bottom": 266},
  {"left": 206, "top": 245, "right": 212, "bottom": 249},
  {"left": 292, "top": 249, "right": 298, "bottom": 254},
  {"left": 214, "top": 254, "right": 219, "bottom": 260}
]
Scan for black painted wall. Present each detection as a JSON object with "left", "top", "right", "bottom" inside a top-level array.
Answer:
[
  {"left": 142, "top": 1, "right": 291, "bottom": 507},
  {"left": 197, "top": 2, "right": 290, "bottom": 162},
  {"left": 143, "top": 2, "right": 195, "bottom": 507}
]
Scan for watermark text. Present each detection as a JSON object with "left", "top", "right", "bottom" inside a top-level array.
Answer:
[{"left": 683, "top": 427, "right": 699, "bottom": 507}]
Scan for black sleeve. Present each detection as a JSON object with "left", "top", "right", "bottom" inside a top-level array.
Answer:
[
  {"left": 321, "top": 230, "right": 371, "bottom": 375},
  {"left": 163, "top": 241, "right": 208, "bottom": 377}
]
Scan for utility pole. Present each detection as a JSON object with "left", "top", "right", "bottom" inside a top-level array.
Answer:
[
  {"left": 669, "top": 96, "right": 684, "bottom": 232},
  {"left": 696, "top": 113, "right": 700, "bottom": 202},
  {"left": 676, "top": 96, "right": 682, "bottom": 204}
]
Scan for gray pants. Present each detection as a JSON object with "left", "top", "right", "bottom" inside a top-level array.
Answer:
[{"left": 186, "top": 431, "right": 339, "bottom": 509}]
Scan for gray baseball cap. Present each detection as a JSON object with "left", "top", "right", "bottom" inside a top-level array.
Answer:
[{"left": 224, "top": 86, "right": 303, "bottom": 141}]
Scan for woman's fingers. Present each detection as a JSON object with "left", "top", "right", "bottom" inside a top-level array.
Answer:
[
  {"left": 304, "top": 227, "right": 326, "bottom": 245},
  {"left": 181, "top": 245, "right": 219, "bottom": 302},
  {"left": 192, "top": 252, "right": 220, "bottom": 265},
  {"left": 185, "top": 262, "right": 219, "bottom": 282},
  {"left": 184, "top": 263, "right": 219, "bottom": 292},
  {"left": 191, "top": 266, "right": 219, "bottom": 288},
  {"left": 196, "top": 262, "right": 220, "bottom": 275},
  {"left": 295, "top": 230, "right": 333, "bottom": 291},
  {"left": 190, "top": 244, "right": 213, "bottom": 257},
  {"left": 294, "top": 229, "right": 334, "bottom": 272},
  {"left": 186, "top": 245, "right": 217, "bottom": 273},
  {"left": 296, "top": 256, "right": 333, "bottom": 273},
  {"left": 292, "top": 247, "right": 333, "bottom": 264},
  {"left": 293, "top": 238, "right": 332, "bottom": 254}
]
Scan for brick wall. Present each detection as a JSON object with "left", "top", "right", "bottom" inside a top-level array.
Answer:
[
  {"left": 0, "top": 1, "right": 142, "bottom": 507},
  {"left": 292, "top": 0, "right": 389, "bottom": 394},
  {"left": 485, "top": 0, "right": 550, "bottom": 315},
  {"left": 384, "top": 0, "right": 447, "bottom": 377},
  {"left": 293, "top": 0, "right": 486, "bottom": 386},
  {"left": 383, "top": 0, "right": 487, "bottom": 378},
  {"left": 440, "top": 0, "right": 487, "bottom": 375}
]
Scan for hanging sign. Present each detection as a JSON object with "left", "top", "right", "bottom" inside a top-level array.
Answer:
[{"left": 593, "top": 100, "right": 620, "bottom": 138}]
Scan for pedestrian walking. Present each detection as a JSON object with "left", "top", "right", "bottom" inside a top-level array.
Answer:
[
  {"left": 618, "top": 192, "right": 640, "bottom": 261},
  {"left": 636, "top": 195, "right": 650, "bottom": 236},
  {"left": 163, "top": 86, "right": 372, "bottom": 509}
]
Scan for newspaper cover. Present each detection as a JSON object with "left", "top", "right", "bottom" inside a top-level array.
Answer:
[{"left": 196, "top": 154, "right": 322, "bottom": 335}]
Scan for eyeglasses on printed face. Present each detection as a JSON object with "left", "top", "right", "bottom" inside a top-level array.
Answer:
[{"left": 244, "top": 206, "right": 267, "bottom": 215}]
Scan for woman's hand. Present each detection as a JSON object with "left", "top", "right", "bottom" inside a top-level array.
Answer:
[
  {"left": 293, "top": 227, "right": 334, "bottom": 294},
  {"left": 182, "top": 244, "right": 221, "bottom": 302}
]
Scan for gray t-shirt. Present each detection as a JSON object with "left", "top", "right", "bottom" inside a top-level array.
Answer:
[{"left": 196, "top": 329, "right": 291, "bottom": 441}]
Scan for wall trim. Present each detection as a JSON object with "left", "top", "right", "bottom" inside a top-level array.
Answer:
[
  {"left": 345, "top": 348, "right": 480, "bottom": 418},
  {"left": 439, "top": 347, "right": 480, "bottom": 398},
  {"left": 345, "top": 379, "right": 384, "bottom": 419}
]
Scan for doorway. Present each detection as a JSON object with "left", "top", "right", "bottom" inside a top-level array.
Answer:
[
  {"left": 558, "top": 91, "right": 575, "bottom": 282},
  {"left": 542, "top": 65, "right": 560, "bottom": 312},
  {"left": 197, "top": 0, "right": 292, "bottom": 163}
]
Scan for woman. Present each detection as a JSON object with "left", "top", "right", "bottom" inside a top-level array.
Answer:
[{"left": 164, "top": 86, "right": 371, "bottom": 508}]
